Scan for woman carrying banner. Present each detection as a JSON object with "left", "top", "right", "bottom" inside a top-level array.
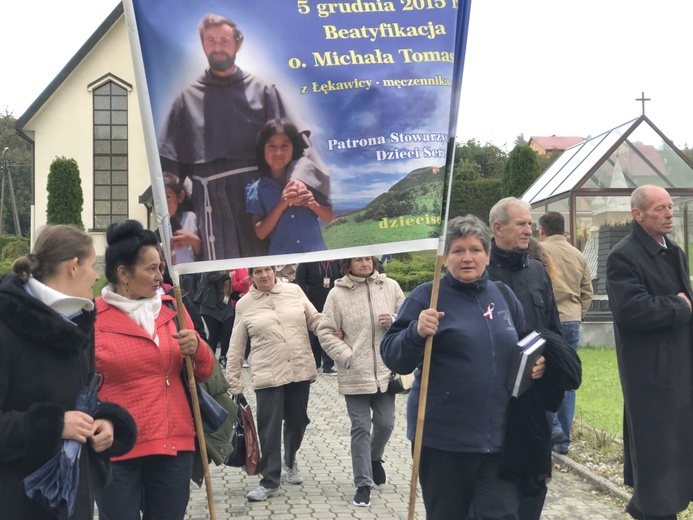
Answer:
[
  {"left": 0, "top": 225, "right": 136, "bottom": 520},
  {"left": 317, "top": 256, "right": 404, "bottom": 508},
  {"left": 245, "top": 118, "right": 333, "bottom": 254},
  {"left": 226, "top": 265, "right": 320, "bottom": 502},
  {"left": 94, "top": 220, "right": 215, "bottom": 520},
  {"left": 380, "top": 215, "right": 546, "bottom": 520}
]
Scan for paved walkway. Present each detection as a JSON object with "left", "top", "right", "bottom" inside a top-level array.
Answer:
[{"left": 178, "top": 369, "right": 630, "bottom": 519}]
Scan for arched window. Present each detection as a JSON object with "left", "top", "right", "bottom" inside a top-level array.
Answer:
[{"left": 93, "top": 81, "right": 128, "bottom": 229}]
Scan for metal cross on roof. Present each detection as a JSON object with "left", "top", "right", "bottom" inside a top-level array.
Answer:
[{"left": 636, "top": 91, "right": 651, "bottom": 115}]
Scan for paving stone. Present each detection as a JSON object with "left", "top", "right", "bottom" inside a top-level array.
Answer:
[{"left": 96, "top": 367, "right": 630, "bottom": 519}]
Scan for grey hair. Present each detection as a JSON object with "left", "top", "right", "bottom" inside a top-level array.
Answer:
[
  {"left": 488, "top": 197, "right": 531, "bottom": 227},
  {"left": 630, "top": 185, "right": 667, "bottom": 210},
  {"left": 631, "top": 186, "right": 647, "bottom": 210},
  {"left": 445, "top": 215, "right": 491, "bottom": 255}
]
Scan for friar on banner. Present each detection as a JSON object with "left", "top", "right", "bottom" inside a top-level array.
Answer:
[{"left": 158, "top": 13, "right": 331, "bottom": 261}]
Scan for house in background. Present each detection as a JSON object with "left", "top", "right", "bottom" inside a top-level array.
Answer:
[
  {"left": 529, "top": 135, "right": 584, "bottom": 155},
  {"left": 15, "top": 3, "right": 148, "bottom": 257}
]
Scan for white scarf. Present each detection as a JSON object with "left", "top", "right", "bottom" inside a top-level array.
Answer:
[
  {"left": 26, "top": 277, "right": 94, "bottom": 318},
  {"left": 101, "top": 284, "right": 162, "bottom": 345}
]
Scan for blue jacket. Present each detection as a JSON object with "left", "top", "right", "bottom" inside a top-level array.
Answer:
[{"left": 381, "top": 271, "right": 525, "bottom": 453}]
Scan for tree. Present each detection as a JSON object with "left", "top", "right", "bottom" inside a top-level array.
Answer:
[
  {"left": 455, "top": 139, "right": 507, "bottom": 179},
  {"left": 449, "top": 177, "right": 502, "bottom": 224},
  {"left": 454, "top": 157, "right": 482, "bottom": 182},
  {"left": 514, "top": 133, "right": 528, "bottom": 147},
  {"left": 46, "top": 157, "right": 84, "bottom": 229},
  {"left": 0, "top": 110, "right": 31, "bottom": 236},
  {"left": 536, "top": 149, "right": 560, "bottom": 174},
  {"left": 501, "top": 145, "right": 540, "bottom": 198}
]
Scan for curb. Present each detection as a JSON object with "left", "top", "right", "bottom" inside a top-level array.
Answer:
[{"left": 552, "top": 452, "right": 631, "bottom": 503}]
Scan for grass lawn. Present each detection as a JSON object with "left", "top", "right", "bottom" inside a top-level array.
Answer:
[
  {"left": 93, "top": 275, "right": 108, "bottom": 298},
  {"left": 574, "top": 346, "right": 623, "bottom": 438}
]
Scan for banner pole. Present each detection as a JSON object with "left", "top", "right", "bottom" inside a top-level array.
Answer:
[
  {"left": 122, "top": 1, "right": 217, "bottom": 517},
  {"left": 407, "top": 1, "right": 473, "bottom": 517},
  {"left": 407, "top": 252, "right": 444, "bottom": 519}
]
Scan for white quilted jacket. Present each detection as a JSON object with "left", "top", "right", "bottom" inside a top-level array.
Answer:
[
  {"left": 226, "top": 280, "right": 319, "bottom": 394},
  {"left": 317, "top": 272, "right": 404, "bottom": 395}
]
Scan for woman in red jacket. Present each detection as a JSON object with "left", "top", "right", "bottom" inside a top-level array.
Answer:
[{"left": 94, "top": 220, "right": 214, "bottom": 520}]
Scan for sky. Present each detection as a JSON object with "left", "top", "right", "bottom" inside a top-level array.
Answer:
[{"left": 1, "top": 0, "right": 692, "bottom": 150}]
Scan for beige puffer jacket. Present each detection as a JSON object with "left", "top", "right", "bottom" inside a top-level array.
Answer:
[
  {"left": 226, "top": 280, "right": 319, "bottom": 394},
  {"left": 317, "top": 272, "right": 404, "bottom": 395}
]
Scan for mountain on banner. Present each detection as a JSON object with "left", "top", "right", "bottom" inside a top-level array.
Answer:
[{"left": 322, "top": 165, "right": 445, "bottom": 249}]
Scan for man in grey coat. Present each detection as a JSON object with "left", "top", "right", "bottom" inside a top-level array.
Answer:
[{"left": 607, "top": 185, "right": 693, "bottom": 520}]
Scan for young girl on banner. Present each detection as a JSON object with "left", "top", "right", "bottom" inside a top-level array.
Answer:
[
  {"left": 245, "top": 118, "right": 333, "bottom": 254},
  {"left": 163, "top": 172, "right": 201, "bottom": 264}
]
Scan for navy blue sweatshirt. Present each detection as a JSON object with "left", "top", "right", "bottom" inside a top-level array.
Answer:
[{"left": 381, "top": 270, "right": 525, "bottom": 453}]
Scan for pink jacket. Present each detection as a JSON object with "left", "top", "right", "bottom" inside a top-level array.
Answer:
[
  {"left": 95, "top": 294, "right": 214, "bottom": 461},
  {"left": 230, "top": 268, "right": 250, "bottom": 309}
]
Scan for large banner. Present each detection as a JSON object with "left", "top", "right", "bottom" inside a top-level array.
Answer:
[{"left": 125, "top": 0, "right": 471, "bottom": 272}]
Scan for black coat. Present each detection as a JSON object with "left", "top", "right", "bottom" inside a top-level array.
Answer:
[
  {"left": 194, "top": 271, "right": 233, "bottom": 321},
  {"left": 487, "top": 245, "right": 566, "bottom": 497},
  {"left": 0, "top": 274, "right": 136, "bottom": 520},
  {"left": 294, "top": 261, "right": 342, "bottom": 312},
  {"left": 607, "top": 221, "right": 693, "bottom": 516},
  {"left": 500, "top": 329, "right": 581, "bottom": 494},
  {"left": 488, "top": 241, "right": 563, "bottom": 337}
]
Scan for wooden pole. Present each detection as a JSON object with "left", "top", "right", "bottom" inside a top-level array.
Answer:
[
  {"left": 173, "top": 285, "right": 217, "bottom": 520},
  {"left": 407, "top": 253, "right": 445, "bottom": 520}
]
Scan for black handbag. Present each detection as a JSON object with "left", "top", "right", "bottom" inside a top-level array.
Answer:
[
  {"left": 180, "top": 370, "right": 229, "bottom": 433},
  {"left": 387, "top": 371, "right": 414, "bottom": 395},
  {"left": 225, "top": 402, "right": 246, "bottom": 467},
  {"left": 165, "top": 299, "right": 229, "bottom": 433}
]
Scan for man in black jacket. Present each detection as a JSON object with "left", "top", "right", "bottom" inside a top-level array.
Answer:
[
  {"left": 607, "top": 185, "right": 693, "bottom": 520},
  {"left": 488, "top": 198, "right": 562, "bottom": 337},
  {"left": 487, "top": 197, "right": 563, "bottom": 520}
]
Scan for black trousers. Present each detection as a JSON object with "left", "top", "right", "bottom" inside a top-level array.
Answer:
[
  {"left": 255, "top": 381, "right": 311, "bottom": 489},
  {"left": 419, "top": 446, "right": 518, "bottom": 520},
  {"left": 308, "top": 331, "right": 334, "bottom": 369},
  {"left": 202, "top": 314, "right": 233, "bottom": 356},
  {"left": 96, "top": 452, "right": 193, "bottom": 520}
]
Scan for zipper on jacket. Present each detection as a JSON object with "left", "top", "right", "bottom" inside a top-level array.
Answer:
[
  {"left": 366, "top": 279, "right": 380, "bottom": 391},
  {"left": 164, "top": 323, "right": 174, "bottom": 440},
  {"left": 479, "top": 293, "right": 498, "bottom": 452}
]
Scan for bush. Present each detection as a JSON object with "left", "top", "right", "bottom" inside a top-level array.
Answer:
[
  {"left": 1, "top": 237, "right": 29, "bottom": 261},
  {"left": 384, "top": 251, "right": 439, "bottom": 292},
  {"left": 0, "top": 259, "right": 13, "bottom": 275},
  {"left": 0, "top": 235, "right": 22, "bottom": 253}
]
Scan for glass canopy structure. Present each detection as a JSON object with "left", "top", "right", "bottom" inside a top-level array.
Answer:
[{"left": 522, "top": 115, "right": 693, "bottom": 316}]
